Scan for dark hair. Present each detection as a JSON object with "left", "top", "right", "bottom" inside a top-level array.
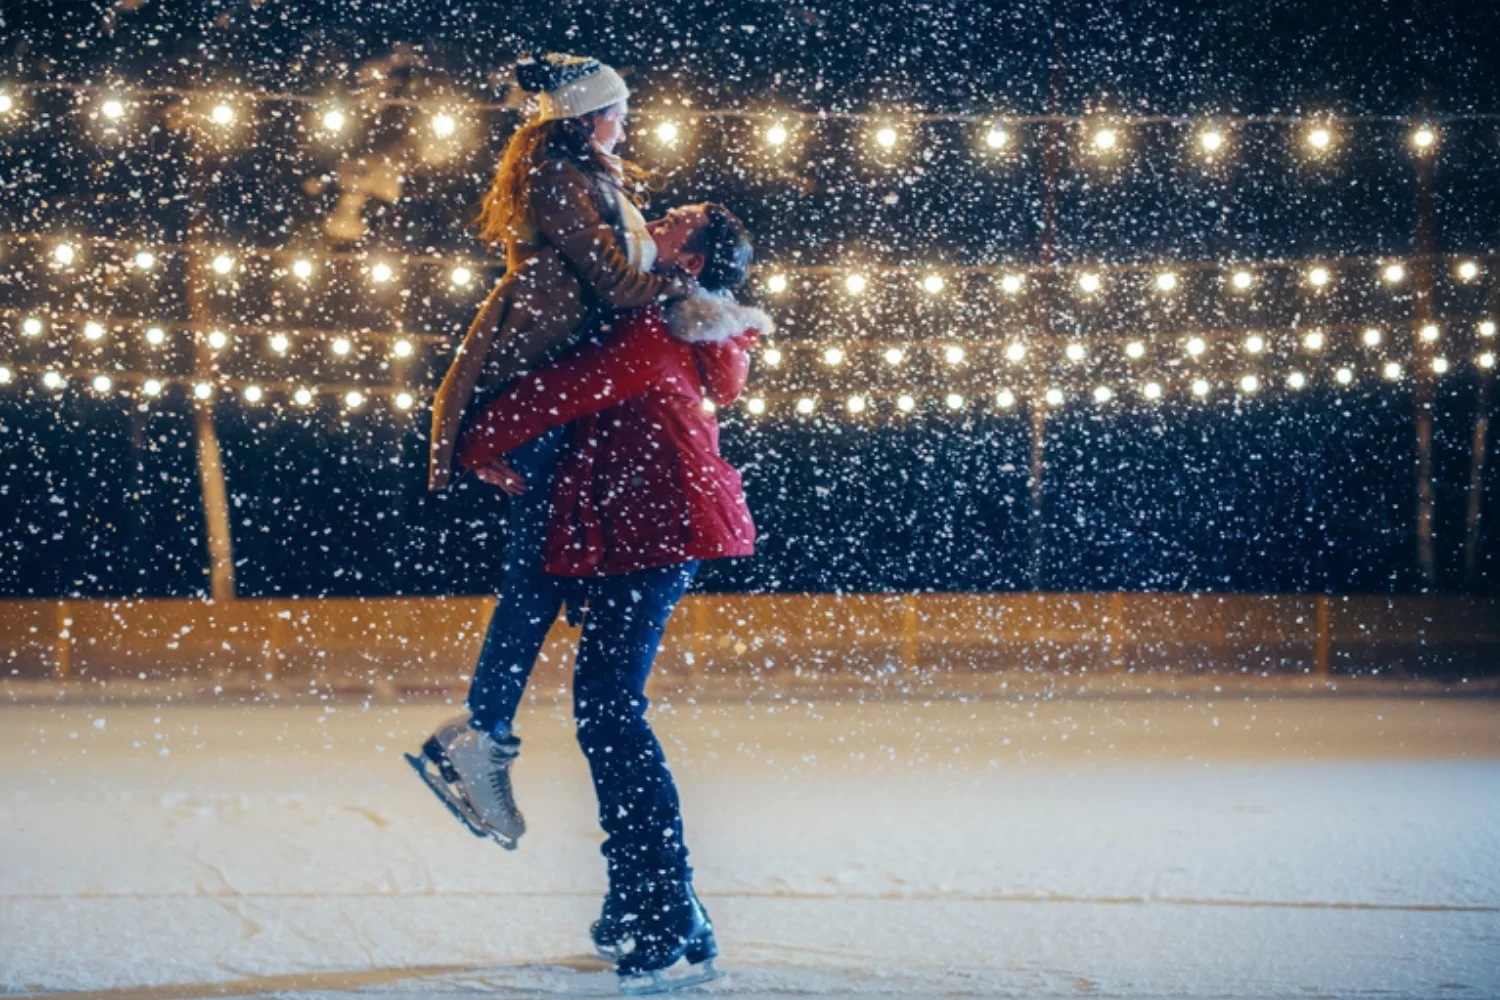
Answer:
[
  {"left": 685, "top": 203, "right": 753, "bottom": 292},
  {"left": 474, "top": 114, "right": 652, "bottom": 246}
]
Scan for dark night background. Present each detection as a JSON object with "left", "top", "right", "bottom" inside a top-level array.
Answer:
[{"left": 0, "top": 0, "right": 1498, "bottom": 599}]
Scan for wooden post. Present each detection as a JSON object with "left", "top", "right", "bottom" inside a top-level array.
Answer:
[
  {"left": 1411, "top": 149, "right": 1439, "bottom": 589},
  {"left": 1462, "top": 260, "right": 1498, "bottom": 586},
  {"left": 1314, "top": 594, "right": 1331, "bottom": 678},
  {"left": 184, "top": 236, "right": 237, "bottom": 602}
]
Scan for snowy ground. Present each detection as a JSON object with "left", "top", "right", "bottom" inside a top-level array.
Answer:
[{"left": 2, "top": 688, "right": 1499, "bottom": 998}]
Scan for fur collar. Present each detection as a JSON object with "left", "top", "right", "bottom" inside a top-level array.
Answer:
[{"left": 663, "top": 288, "right": 774, "bottom": 344}]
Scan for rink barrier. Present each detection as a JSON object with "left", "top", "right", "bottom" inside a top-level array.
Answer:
[{"left": 1, "top": 593, "right": 1497, "bottom": 688}]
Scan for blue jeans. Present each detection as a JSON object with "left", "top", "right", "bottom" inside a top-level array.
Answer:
[
  {"left": 466, "top": 425, "right": 569, "bottom": 736},
  {"left": 573, "top": 560, "right": 699, "bottom": 889}
]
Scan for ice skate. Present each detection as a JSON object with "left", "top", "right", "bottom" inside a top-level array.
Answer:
[
  {"left": 405, "top": 714, "right": 525, "bottom": 850},
  {"left": 614, "top": 882, "right": 723, "bottom": 996},
  {"left": 593, "top": 882, "right": 710, "bottom": 963}
]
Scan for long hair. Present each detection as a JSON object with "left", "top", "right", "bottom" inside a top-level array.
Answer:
[{"left": 474, "top": 114, "right": 653, "bottom": 247}]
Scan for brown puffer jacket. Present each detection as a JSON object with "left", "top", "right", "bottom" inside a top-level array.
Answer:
[{"left": 427, "top": 158, "right": 690, "bottom": 491}]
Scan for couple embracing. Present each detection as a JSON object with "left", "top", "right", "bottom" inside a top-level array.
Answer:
[{"left": 415, "top": 52, "right": 770, "bottom": 995}]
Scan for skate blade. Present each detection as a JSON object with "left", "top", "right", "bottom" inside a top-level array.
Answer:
[
  {"left": 619, "top": 960, "right": 724, "bottom": 996},
  {"left": 405, "top": 751, "right": 489, "bottom": 840}
]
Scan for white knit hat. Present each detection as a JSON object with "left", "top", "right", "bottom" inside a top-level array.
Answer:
[{"left": 516, "top": 53, "right": 630, "bottom": 122}]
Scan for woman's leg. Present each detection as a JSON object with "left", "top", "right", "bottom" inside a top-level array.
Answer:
[
  {"left": 571, "top": 561, "right": 699, "bottom": 887},
  {"left": 465, "top": 426, "right": 569, "bottom": 736}
]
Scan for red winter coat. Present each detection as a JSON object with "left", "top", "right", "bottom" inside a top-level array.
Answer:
[{"left": 457, "top": 290, "right": 773, "bottom": 577}]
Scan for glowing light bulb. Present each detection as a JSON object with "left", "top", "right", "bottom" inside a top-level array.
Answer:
[
  {"left": 370, "top": 262, "right": 393, "bottom": 284},
  {"left": 1001, "top": 274, "right": 1024, "bottom": 295},
  {"left": 331, "top": 337, "right": 352, "bottom": 356},
  {"left": 944, "top": 345, "right": 966, "bottom": 365},
  {"left": 875, "top": 126, "right": 898, "bottom": 149},
  {"left": 1419, "top": 324, "right": 1440, "bottom": 343},
  {"left": 1336, "top": 366, "right": 1355, "bottom": 384},
  {"left": 796, "top": 397, "right": 816, "bottom": 415},
  {"left": 945, "top": 393, "right": 964, "bottom": 411},
  {"left": 101, "top": 99, "right": 125, "bottom": 120},
  {"left": 144, "top": 326, "right": 166, "bottom": 346},
  {"left": 1287, "top": 371, "right": 1307, "bottom": 390},
  {"left": 884, "top": 347, "right": 905, "bottom": 366},
  {"left": 1125, "top": 341, "right": 1146, "bottom": 359},
  {"left": 897, "top": 394, "right": 916, "bottom": 412},
  {"left": 53, "top": 243, "right": 76, "bottom": 266},
  {"left": 996, "top": 389, "right": 1016, "bottom": 408},
  {"left": 1410, "top": 126, "right": 1436, "bottom": 150},
  {"left": 1304, "top": 330, "right": 1327, "bottom": 351},
  {"left": 209, "top": 103, "right": 234, "bottom": 126},
  {"left": 1185, "top": 337, "right": 1206, "bottom": 357},
  {"left": 1078, "top": 272, "right": 1102, "bottom": 294},
  {"left": 431, "top": 113, "right": 457, "bottom": 138},
  {"left": 395, "top": 391, "right": 415, "bottom": 410},
  {"left": 133, "top": 251, "right": 156, "bottom": 271},
  {"left": 1093, "top": 385, "right": 1113, "bottom": 403},
  {"left": 321, "top": 109, "right": 346, "bottom": 133},
  {"left": 1456, "top": 261, "right": 1480, "bottom": 282},
  {"left": 1480, "top": 321, "right": 1496, "bottom": 338},
  {"left": 212, "top": 254, "right": 234, "bottom": 275},
  {"left": 1156, "top": 272, "right": 1179, "bottom": 293},
  {"left": 845, "top": 273, "right": 867, "bottom": 295},
  {"left": 985, "top": 126, "right": 1009, "bottom": 150},
  {"left": 1383, "top": 362, "right": 1403, "bottom": 380},
  {"left": 1383, "top": 263, "right": 1406, "bottom": 284},
  {"left": 1065, "top": 343, "right": 1087, "bottom": 362},
  {"left": 293, "top": 387, "right": 314, "bottom": 406},
  {"left": 1044, "top": 388, "right": 1065, "bottom": 406},
  {"left": 393, "top": 338, "right": 414, "bottom": 358},
  {"left": 21, "top": 317, "right": 43, "bottom": 337},
  {"left": 1231, "top": 269, "right": 1254, "bottom": 291},
  {"left": 1198, "top": 128, "right": 1224, "bottom": 153},
  {"left": 654, "top": 121, "right": 678, "bottom": 144},
  {"left": 1004, "top": 342, "right": 1026, "bottom": 363},
  {"left": 207, "top": 330, "right": 229, "bottom": 351},
  {"left": 922, "top": 273, "right": 946, "bottom": 295},
  {"left": 0, "top": 366, "right": 10, "bottom": 386},
  {"left": 142, "top": 378, "right": 163, "bottom": 396},
  {"left": 0, "top": 94, "right": 12, "bottom": 114},
  {"left": 1362, "top": 328, "right": 1383, "bottom": 347},
  {"left": 84, "top": 321, "right": 106, "bottom": 341},
  {"left": 822, "top": 346, "right": 844, "bottom": 366},
  {"left": 1191, "top": 379, "right": 1211, "bottom": 397},
  {"left": 746, "top": 397, "right": 766, "bottom": 415},
  {"left": 1306, "top": 126, "right": 1332, "bottom": 150},
  {"left": 92, "top": 374, "right": 112, "bottom": 393},
  {"left": 292, "top": 258, "right": 314, "bottom": 280},
  {"left": 1239, "top": 375, "right": 1260, "bottom": 394},
  {"left": 761, "top": 347, "right": 783, "bottom": 367},
  {"left": 269, "top": 333, "right": 290, "bottom": 354},
  {"left": 243, "top": 385, "right": 263, "bottom": 403},
  {"left": 765, "top": 124, "right": 788, "bottom": 146},
  {"left": 765, "top": 273, "right": 788, "bottom": 294},
  {"left": 344, "top": 390, "right": 365, "bottom": 409},
  {"left": 1479, "top": 352, "right": 1496, "bottom": 370},
  {"left": 450, "top": 266, "right": 473, "bottom": 287},
  {"left": 847, "top": 395, "right": 866, "bottom": 414},
  {"left": 1431, "top": 357, "right": 1449, "bottom": 375},
  {"left": 193, "top": 382, "right": 213, "bottom": 400},
  {"left": 1307, "top": 266, "right": 1331, "bottom": 287},
  {"left": 1143, "top": 381, "right": 1163, "bottom": 400},
  {"left": 42, "top": 371, "right": 65, "bottom": 390},
  {"left": 1092, "top": 128, "right": 1117, "bottom": 151},
  {"left": 1244, "top": 335, "right": 1265, "bottom": 354}
]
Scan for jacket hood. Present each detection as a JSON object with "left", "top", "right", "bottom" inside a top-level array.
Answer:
[{"left": 664, "top": 288, "right": 774, "bottom": 344}]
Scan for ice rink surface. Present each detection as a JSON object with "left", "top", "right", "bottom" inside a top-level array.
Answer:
[{"left": 2, "top": 686, "right": 1498, "bottom": 998}]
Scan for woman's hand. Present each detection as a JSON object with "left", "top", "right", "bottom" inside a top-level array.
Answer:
[{"left": 475, "top": 457, "right": 527, "bottom": 496}]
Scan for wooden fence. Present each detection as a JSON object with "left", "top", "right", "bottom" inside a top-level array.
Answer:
[{"left": 2, "top": 593, "right": 1497, "bottom": 691}]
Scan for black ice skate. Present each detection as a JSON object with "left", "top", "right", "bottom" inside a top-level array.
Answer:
[
  {"left": 592, "top": 882, "right": 710, "bottom": 962},
  {"left": 405, "top": 714, "right": 525, "bottom": 850},
  {"left": 613, "top": 882, "right": 723, "bottom": 996}
]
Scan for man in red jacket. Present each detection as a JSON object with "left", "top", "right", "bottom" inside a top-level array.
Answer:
[{"left": 459, "top": 206, "right": 771, "bottom": 993}]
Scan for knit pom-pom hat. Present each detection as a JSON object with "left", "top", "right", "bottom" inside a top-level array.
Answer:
[{"left": 516, "top": 52, "right": 629, "bottom": 122}]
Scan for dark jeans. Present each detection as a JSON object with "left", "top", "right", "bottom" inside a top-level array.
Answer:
[
  {"left": 574, "top": 560, "right": 699, "bottom": 889},
  {"left": 465, "top": 425, "right": 569, "bottom": 736}
]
